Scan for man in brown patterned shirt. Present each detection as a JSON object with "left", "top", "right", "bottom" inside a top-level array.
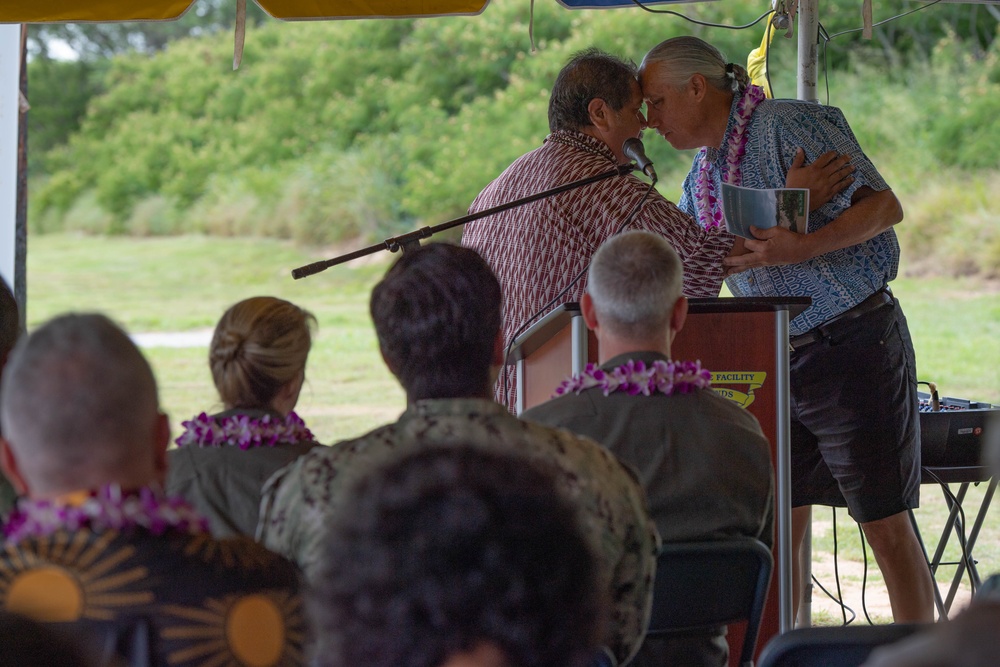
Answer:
[
  {"left": 462, "top": 48, "right": 734, "bottom": 410},
  {"left": 259, "top": 243, "right": 659, "bottom": 666}
]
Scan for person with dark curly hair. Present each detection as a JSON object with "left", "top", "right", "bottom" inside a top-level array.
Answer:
[
  {"left": 310, "top": 446, "right": 607, "bottom": 667},
  {"left": 260, "top": 242, "right": 658, "bottom": 665}
]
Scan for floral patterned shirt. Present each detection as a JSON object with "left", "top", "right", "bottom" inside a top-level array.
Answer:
[
  {"left": 679, "top": 97, "right": 899, "bottom": 335},
  {"left": 258, "top": 398, "right": 660, "bottom": 665},
  {"left": 0, "top": 525, "right": 305, "bottom": 666}
]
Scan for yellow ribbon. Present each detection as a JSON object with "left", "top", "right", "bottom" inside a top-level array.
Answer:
[{"left": 747, "top": 23, "right": 777, "bottom": 99}]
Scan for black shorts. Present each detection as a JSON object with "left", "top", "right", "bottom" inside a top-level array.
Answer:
[{"left": 789, "top": 294, "right": 921, "bottom": 523}]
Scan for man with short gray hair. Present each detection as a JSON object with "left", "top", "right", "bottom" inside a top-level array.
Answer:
[{"left": 523, "top": 230, "right": 773, "bottom": 667}]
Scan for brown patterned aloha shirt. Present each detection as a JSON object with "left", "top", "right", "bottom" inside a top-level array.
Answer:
[
  {"left": 258, "top": 398, "right": 660, "bottom": 665},
  {"left": 462, "top": 130, "right": 734, "bottom": 409}
]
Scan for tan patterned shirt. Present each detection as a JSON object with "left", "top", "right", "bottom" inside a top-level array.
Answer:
[
  {"left": 258, "top": 398, "right": 660, "bottom": 665},
  {"left": 462, "top": 131, "right": 734, "bottom": 409}
]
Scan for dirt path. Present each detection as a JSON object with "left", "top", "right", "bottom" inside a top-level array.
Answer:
[{"left": 131, "top": 329, "right": 213, "bottom": 348}]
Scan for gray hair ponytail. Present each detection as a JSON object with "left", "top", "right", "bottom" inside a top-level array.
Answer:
[{"left": 641, "top": 36, "right": 749, "bottom": 94}]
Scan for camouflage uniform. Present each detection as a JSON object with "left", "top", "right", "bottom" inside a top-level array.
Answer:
[{"left": 258, "top": 398, "right": 660, "bottom": 665}]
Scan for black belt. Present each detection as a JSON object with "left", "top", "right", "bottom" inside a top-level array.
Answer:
[{"left": 789, "top": 286, "right": 894, "bottom": 352}]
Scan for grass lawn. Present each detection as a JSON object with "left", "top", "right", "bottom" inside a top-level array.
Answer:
[
  {"left": 27, "top": 234, "right": 406, "bottom": 443},
  {"left": 25, "top": 233, "right": 1000, "bottom": 623}
]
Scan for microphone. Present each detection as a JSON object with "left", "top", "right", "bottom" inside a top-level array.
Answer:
[{"left": 622, "top": 138, "right": 657, "bottom": 183}]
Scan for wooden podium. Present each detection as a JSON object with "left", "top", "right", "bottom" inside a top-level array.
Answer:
[{"left": 507, "top": 297, "right": 810, "bottom": 663}]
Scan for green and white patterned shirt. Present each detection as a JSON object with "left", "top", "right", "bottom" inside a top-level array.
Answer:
[{"left": 258, "top": 397, "right": 660, "bottom": 665}]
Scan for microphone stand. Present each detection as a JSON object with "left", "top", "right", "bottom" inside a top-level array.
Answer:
[{"left": 291, "top": 163, "right": 638, "bottom": 279}]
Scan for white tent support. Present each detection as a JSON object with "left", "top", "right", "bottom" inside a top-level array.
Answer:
[
  {"left": 797, "top": 0, "right": 820, "bottom": 103},
  {"left": 793, "top": 0, "right": 821, "bottom": 631},
  {"left": 0, "top": 24, "right": 20, "bottom": 292}
]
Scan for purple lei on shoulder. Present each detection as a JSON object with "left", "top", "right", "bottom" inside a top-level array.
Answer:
[
  {"left": 694, "top": 84, "right": 766, "bottom": 230},
  {"left": 174, "top": 411, "right": 314, "bottom": 449},
  {"left": 553, "top": 359, "right": 712, "bottom": 398},
  {"left": 3, "top": 484, "right": 209, "bottom": 544}
]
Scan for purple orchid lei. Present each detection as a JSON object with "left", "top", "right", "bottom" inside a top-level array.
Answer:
[
  {"left": 175, "top": 411, "right": 314, "bottom": 450},
  {"left": 694, "top": 84, "right": 767, "bottom": 230},
  {"left": 553, "top": 359, "right": 712, "bottom": 398},
  {"left": 3, "top": 484, "right": 209, "bottom": 544}
]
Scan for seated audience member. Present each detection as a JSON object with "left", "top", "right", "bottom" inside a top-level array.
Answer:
[
  {"left": 522, "top": 231, "right": 774, "bottom": 667},
  {"left": 862, "top": 599, "right": 1000, "bottom": 667},
  {"left": 0, "top": 612, "right": 94, "bottom": 667},
  {"left": 311, "top": 446, "right": 606, "bottom": 667},
  {"left": 0, "top": 278, "right": 20, "bottom": 514},
  {"left": 167, "top": 296, "right": 321, "bottom": 537},
  {"left": 259, "top": 243, "right": 658, "bottom": 666},
  {"left": 0, "top": 313, "right": 305, "bottom": 667}
]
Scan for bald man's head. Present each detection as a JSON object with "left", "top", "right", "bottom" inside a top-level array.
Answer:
[{"left": 0, "top": 313, "right": 167, "bottom": 497}]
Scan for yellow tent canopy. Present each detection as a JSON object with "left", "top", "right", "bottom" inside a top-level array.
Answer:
[{"left": 0, "top": 0, "right": 489, "bottom": 22}]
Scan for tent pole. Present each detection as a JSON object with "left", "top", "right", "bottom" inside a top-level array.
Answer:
[
  {"left": 16, "top": 24, "right": 26, "bottom": 329},
  {"left": 0, "top": 24, "right": 21, "bottom": 309},
  {"left": 797, "top": 0, "right": 820, "bottom": 103}
]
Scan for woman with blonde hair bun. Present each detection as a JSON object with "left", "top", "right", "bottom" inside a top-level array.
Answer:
[{"left": 167, "top": 296, "right": 321, "bottom": 537}]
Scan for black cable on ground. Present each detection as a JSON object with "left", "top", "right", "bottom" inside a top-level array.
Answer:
[
  {"left": 810, "top": 507, "right": 857, "bottom": 625},
  {"left": 858, "top": 524, "right": 876, "bottom": 625}
]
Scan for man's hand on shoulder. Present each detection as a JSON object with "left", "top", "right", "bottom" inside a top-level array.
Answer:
[
  {"left": 785, "top": 148, "right": 854, "bottom": 212},
  {"left": 723, "top": 226, "right": 813, "bottom": 274}
]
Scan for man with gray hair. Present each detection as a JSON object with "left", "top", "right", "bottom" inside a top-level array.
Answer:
[
  {"left": 639, "top": 36, "right": 932, "bottom": 624},
  {"left": 0, "top": 313, "right": 305, "bottom": 666},
  {"left": 462, "top": 47, "right": 736, "bottom": 411},
  {"left": 523, "top": 230, "right": 773, "bottom": 667}
]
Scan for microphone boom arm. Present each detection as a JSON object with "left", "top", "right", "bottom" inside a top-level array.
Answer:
[{"left": 291, "top": 163, "right": 637, "bottom": 279}]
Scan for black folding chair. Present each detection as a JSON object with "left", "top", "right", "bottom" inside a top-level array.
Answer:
[
  {"left": 756, "top": 624, "right": 925, "bottom": 667},
  {"left": 52, "top": 616, "right": 156, "bottom": 667},
  {"left": 645, "top": 538, "right": 773, "bottom": 667}
]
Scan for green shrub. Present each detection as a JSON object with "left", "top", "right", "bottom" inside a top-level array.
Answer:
[
  {"left": 128, "top": 195, "right": 184, "bottom": 236},
  {"left": 62, "top": 191, "right": 115, "bottom": 235}
]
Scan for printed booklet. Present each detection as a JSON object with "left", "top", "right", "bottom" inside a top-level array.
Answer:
[{"left": 721, "top": 183, "right": 809, "bottom": 239}]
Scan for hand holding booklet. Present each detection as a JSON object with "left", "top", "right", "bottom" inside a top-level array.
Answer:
[{"left": 721, "top": 183, "right": 809, "bottom": 239}]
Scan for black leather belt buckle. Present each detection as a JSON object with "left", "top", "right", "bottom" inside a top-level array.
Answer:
[
  {"left": 789, "top": 330, "right": 823, "bottom": 352},
  {"left": 789, "top": 287, "right": 893, "bottom": 353}
]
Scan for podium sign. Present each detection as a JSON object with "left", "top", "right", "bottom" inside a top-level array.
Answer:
[{"left": 508, "top": 296, "right": 810, "bottom": 663}]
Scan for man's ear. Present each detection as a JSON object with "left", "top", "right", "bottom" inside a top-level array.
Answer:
[
  {"left": 153, "top": 412, "right": 170, "bottom": 483},
  {"left": 491, "top": 331, "right": 506, "bottom": 367},
  {"left": 379, "top": 346, "right": 398, "bottom": 375},
  {"left": 0, "top": 438, "right": 29, "bottom": 496},
  {"left": 587, "top": 97, "right": 611, "bottom": 131},
  {"left": 581, "top": 292, "right": 599, "bottom": 331},
  {"left": 669, "top": 296, "right": 689, "bottom": 341},
  {"left": 689, "top": 73, "right": 708, "bottom": 102}
]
